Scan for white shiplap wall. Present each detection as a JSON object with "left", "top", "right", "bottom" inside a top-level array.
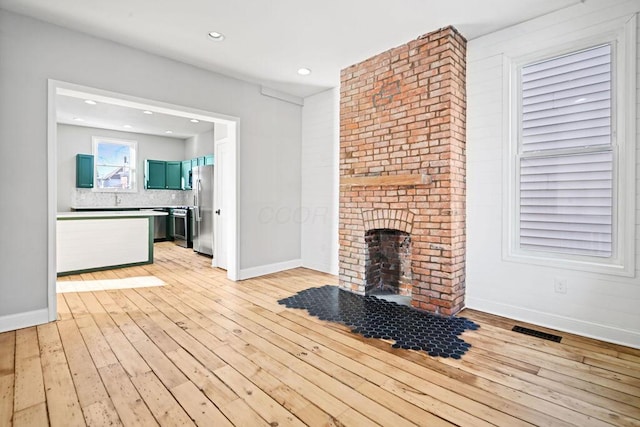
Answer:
[
  {"left": 57, "top": 218, "right": 149, "bottom": 273},
  {"left": 466, "top": 0, "right": 640, "bottom": 347},
  {"left": 301, "top": 88, "right": 340, "bottom": 275}
]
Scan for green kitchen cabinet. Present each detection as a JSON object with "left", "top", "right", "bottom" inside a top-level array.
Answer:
[
  {"left": 76, "top": 154, "right": 94, "bottom": 188},
  {"left": 191, "top": 155, "right": 213, "bottom": 168},
  {"left": 181, "top": 160, "right": 192, "bottom": 190},
  {"left": 146, "top": 159, "right": 183, "bottom": 190},
  {"left": 166, "top": 161, "right": 182, "bottom": 190},
  {"left": 145, "top": 160, "right": 166, "bottom": 189}
]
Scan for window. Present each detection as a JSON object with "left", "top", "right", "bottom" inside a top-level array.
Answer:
[
  {"left": 519, "top": 44, "right": 613, "bottom": 258},
  {"left": 507, "top": 22, "right": 636, "bottom": 276},
  {"left": 92, "top": 137, "right": 137, "bottom": 191}
]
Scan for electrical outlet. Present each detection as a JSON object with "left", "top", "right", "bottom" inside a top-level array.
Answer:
[{"left": 554, "top": 278, "right": 567, "bottom": 294}]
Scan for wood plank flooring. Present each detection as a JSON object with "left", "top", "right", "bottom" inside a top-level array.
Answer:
[{"left": 1, "top": 242, "right": 639, "bottom": 426}]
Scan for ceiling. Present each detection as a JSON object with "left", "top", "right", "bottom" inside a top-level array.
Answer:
[
  {"left": 1, "top": 0, "right": 582, "bottom": 99},
  {"left": 57, "top": 92, "right": 215, "bottom": 139}
]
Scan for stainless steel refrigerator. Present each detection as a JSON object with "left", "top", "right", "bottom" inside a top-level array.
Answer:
[{"left": 192, "top": 165, "right": 214, "bottom": 256}]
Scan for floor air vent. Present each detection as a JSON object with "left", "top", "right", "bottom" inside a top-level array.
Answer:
[{"left": 512, "top": 326, "right": 562, "bottom": 343}]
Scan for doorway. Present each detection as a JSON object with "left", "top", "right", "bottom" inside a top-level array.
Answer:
[{"left": 47, "top": 80, "right": 240, "bottom": 321}]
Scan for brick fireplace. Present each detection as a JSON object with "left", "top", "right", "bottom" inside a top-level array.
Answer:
[{"left": 339, "top": 26, "right": 467, "bottom": 316}]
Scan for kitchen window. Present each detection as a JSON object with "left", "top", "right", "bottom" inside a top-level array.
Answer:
[
  {"left": 92, "top": 137, "right": 137, "bottom": 192},
  {"left": 506, "top": 23, "right": 636, "bottom": 276}
]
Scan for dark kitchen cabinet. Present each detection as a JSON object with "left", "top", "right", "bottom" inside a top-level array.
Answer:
[
  {"left": 76, "top": 154, "right": 94, "bottom": 188},
  {"left": 166, "top": 161, "right": 182, "bottom": 190}
]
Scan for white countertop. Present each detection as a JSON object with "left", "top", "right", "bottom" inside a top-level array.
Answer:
[
  {"left": 70, "top": 205, "right": 190, "bottom": 210},
  {"left": 58, "top": 210, "right": 169, "bottom": 219}
]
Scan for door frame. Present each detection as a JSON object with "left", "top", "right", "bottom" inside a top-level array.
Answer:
[
  {"left": 46, "top": 79, "right": 241, "bottom": 321},
  {"left": 212, "top": 136, "right": 227, "bottom": 272}
]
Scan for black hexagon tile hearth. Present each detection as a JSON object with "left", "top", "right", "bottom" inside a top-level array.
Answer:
[{"left": 278, "top": 285, "right": 479, "bottom": 359}]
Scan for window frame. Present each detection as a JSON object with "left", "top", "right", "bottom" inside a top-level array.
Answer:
[
  {"left": 91, "top": 136, "right": 138, "bottom": 193},
  {"left": 502, "top": 19, "right": 636, "bottom": 277}
]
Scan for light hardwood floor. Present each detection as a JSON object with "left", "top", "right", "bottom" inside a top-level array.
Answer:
[{"left": 1, "top": 242, "right": 639, "bottom": 426}]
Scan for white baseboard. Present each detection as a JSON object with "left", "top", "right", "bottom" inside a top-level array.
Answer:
[
  {"left": 238, "top": 259, "right": 302, "bottom": 280},
  {"left": 301, "top": 260, "right": 338, "bottom": 276},
  {"left": 466, "top": 296, "right": 640, "bottom": 349},
  {"left": 0, "top": 308, "right": 50, "bottom": 333}
]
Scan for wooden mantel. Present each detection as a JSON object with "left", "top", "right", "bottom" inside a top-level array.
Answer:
[{"left": 340, "top": 173, "right": 432, "bottom": 187}]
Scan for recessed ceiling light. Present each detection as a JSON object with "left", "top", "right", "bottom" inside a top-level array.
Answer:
[
  {"left": 190, "top": 119, "right": 199, "bottom": 123},
  {"left": 73, "top": 117, "right": 84, "bottom": 122},
  {"left": 123, "top": 125, "right": 132, "bottom": 129},
  {"left": 165, "top": 130, "right": 173, "bottom": 134},
  {"left": 84, "top": 100, "right": 97, "bottom": 105},
  {"left": 297, "top": 67, "right": 311, "bottom": 76},
  {"left": 143, "top": 110, "right": 153, "bottom": 115},
  {"left": 207, "top": 31, "right": 225, "bottom": 41}
]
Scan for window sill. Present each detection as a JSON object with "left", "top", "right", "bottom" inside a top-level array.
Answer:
[{"left": 503, "top": 250, "right": 635, "bottom": 278}]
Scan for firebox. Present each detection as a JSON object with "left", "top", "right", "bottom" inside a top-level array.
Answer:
[{"left": 365, "top": 229, "right": 412, "bottom": 296}]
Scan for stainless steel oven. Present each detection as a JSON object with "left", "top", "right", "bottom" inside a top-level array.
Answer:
[{"left": 171, "top": 208, "right": 192, "bottom": 248}]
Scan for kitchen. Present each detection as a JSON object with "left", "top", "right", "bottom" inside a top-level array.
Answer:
[{"left": 56, "top": 89, "right": 223, "bottom": 275}]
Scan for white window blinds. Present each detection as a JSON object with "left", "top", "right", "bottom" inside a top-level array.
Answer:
[{"left": 519, "top": 44, "right": 613, "bottom": 257}]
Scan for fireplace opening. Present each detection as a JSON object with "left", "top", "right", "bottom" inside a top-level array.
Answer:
[{"left": 365, "top": 229, "right": 412, "bottom": 296}]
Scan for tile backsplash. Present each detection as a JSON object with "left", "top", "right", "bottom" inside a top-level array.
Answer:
[{"left": 71, "top": 188, "right": 190, "bottom": 208}]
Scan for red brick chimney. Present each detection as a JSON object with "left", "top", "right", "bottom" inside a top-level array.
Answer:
[{"left": 339, "top": 26, "right": 467, "bottom": 315}]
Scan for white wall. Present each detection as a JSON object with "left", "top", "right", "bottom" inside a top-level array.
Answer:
[
  {"left": 301, "top": 88, "right": 340, "bottom": 274},
  {"left": 57, "top": 124, "right": 188, "bottom": 211},
  {"left": 466, "top": 0, "right": 640, "bottom": 347},
  {"left": 0, "top": 9, "right": 302, "bottom": 329},
  {"left": 185, "top": 128, "right": 215, "bottom": 160}
]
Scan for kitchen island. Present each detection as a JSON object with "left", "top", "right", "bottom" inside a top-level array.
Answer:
[{"left": 56, "top": 210, "right": 168, "bottom": 276}]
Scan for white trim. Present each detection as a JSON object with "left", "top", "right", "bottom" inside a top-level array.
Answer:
[
  {"left": 48, "top": 79, "right": 243, "bottom": 297},
  {"left": 466, "top": 296, "right": 640, "bottom": 349},
  {"left": 0, "top": 308, "right": 50, "bottom": 333},
  {"left": 502, "top": 17, "right": 637, "bottom": 277},
  {"left": 47, "top": 81, "right": 58, "bottom": 322},
  {"left": 501, "top": 54, "right": 515, "bottom": 267},
  {"left": 238, "top": 259, "right": 302, "bottom": 280},
  {"left": 228, "top": 122, "right": 240, "bottom": 281},
  {"left": 212, "top": 125, "right": 240, "bottom": 281},
  {"left": 620, "top": 13, "right": 637, "bottom": 277},
  {"left": 57, "top": 85, "right": 239, "bottom": 123}
]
